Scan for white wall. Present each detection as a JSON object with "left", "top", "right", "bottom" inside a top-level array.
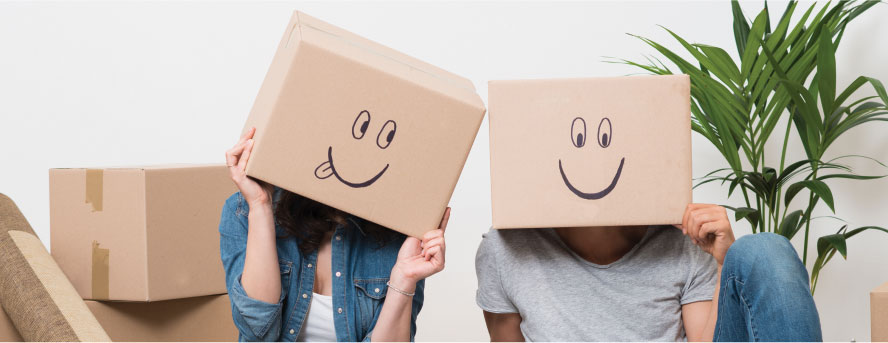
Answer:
[{"left": 1, "top": 1, "right": 886, "bottom": 341}]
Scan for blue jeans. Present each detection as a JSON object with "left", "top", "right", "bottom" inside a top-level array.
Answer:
[{"left": 713, "top": 233, "right": 822, "bottom": 341}]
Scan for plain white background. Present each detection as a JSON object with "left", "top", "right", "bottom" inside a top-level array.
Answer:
[{"left": 1, "top": 1, "right": 886, "bottom": 341}]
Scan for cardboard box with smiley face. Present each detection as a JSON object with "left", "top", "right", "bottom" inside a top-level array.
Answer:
[
  {"left": 489, "top": 75, "right": 692, "bottom": 229},
  {"left": 242, "top": 11, "right": 486, "bottom": 237}
]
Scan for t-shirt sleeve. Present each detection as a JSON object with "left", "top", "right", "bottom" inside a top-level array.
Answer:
[
  {"left": 475, "top": 229, "right": 519, "bottom": 313},
  {"left": 680, "top": 241, "right": 719, "bottom": 305}
]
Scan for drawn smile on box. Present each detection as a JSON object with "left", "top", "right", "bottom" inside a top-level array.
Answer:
[
  {"left": 558, "top": 117, "right": 625, "bottom": 200},
  {"left": 314, "top": 110, "right": 397, "bottom": 188}
]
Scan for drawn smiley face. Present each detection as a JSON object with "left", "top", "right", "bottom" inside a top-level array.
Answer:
[
  {"left": 557, "top": 116, "right": 626, "bottom": 199},
  {"left": 314, "top": 110, "right": 397, "bottom": 188}
]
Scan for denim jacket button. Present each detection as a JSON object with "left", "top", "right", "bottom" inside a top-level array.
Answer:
[
  {"left": 335, "top": 235, "right": 342, "bottom": 241},
  {"left": 335, "top": 271, "right": 341, "bottom": 277},
  {"left": 302, "top": 293, "right": 308, "bottom": 299},
  {"left": 374, "top": 288, "right": 380, "bottom": 293},
  {"left": 338, "top": 308, "right": 343, "bottom": 314},
  {"left": 289, "top": 329, "right": 295, "bottom": 335},
  {"left": 307, "top": 263, "right": 312, "bottom": 268}
]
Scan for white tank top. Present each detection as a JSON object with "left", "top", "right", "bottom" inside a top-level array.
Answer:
[{"left": 296, "top": 293, "right": 337, "bottom": 342}]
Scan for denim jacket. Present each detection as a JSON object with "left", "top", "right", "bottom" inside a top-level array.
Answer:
[{"left": 219, "top": 192, "right": 424, "bottom": 342}]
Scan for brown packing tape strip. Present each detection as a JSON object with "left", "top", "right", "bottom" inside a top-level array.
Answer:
[
  {"left": 91, "top": 241, "right": 109, "bottom": 300},
  {"left": 85, "top": 169, "right": 103, "bottom": 212}
]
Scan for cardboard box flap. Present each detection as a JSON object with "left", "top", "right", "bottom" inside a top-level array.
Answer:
[{"left": 291, "top": 11, "right": 484, "bottom": 111}]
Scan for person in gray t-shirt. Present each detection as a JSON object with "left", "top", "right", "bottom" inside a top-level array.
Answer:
[{"left": 475, "top": 204, "right": 823, "bottom": 342}]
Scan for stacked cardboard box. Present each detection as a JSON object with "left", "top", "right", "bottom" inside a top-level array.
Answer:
[
  {"left": 43, "top": 164, "right": 239, "bottom": 341},
  {"left": 874, "top": 282, "right": 888, "bottom": 342}
]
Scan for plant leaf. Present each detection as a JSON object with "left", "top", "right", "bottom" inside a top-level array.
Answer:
[
  {"left": 816, "top": 232, "right": 847, "bottom": 259},
  {"left": 732, "top": 0, "right": 751, "bottom": 57},
  {"left": 779, "top": 209, "right": 805, "bottom": 239},
  {"left": 817, "top": 23, "right": 837, "bottom": 113},
  {"left": 785, "top": 179, "right": 835, "bottom": 212}
]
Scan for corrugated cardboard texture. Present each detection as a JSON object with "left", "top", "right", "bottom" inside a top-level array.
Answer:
[
  {"left": 50, "top": 165, "right": 236, "bottom": 301},
  {"left": 873, "top": 282, "right": 888, "bottom": 342},
  {"left": 144, "top": 166, "right": 236, "bottom": 300},
  {"left": 1, "top": 295, "right": 236, "bottom": 342},
  {"left": 243, "top": 11, "right": 486, "bottom": 237},
  {"left": 84, "top": 294, "right": 237, "bottom": 342},
  {"left": 489, "top": 75, "right": 692, "bottom": 229},
  {"left": 51, "top": 168, "right": 149, "bottom": 300}
]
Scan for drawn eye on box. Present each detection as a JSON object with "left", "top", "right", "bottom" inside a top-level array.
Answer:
[
  {"left": 558, "top": 115, "right": 625, "bottom": 200},
  {"left": 314, "top": 110, "right": 398, "bottom": 188}
]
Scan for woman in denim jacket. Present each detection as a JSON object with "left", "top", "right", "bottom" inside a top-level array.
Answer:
[{"left": 220, "top": 128, "right": 450, "bottom": 342}]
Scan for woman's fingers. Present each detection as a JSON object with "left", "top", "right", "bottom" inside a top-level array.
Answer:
[
  {"left": 225, "top": 142, "right": 246, "bottom": 165},
  {"left": 227, "top": 127, "right": 256, "bottom": 168},
  {"left": 237, "top": 139, "right": 255, "bottom": 170},
  {"left": 423, "top": 245, "right": 442, "bottom": 263},
  {"left": 421, "top": 237, "right": 444, "bottom": 256},
  {"left": 422, "top": 226, "right": 444, "bottom": 242},
  {"left": 239, "top": 127, "right": 256, "bottom": 144}
]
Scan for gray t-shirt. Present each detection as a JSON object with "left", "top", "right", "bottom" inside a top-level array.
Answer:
[{"left": 475, "top": 226, "right": 718, "bottom": 342}]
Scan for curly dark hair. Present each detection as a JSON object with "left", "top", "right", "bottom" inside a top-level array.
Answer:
[{"left": 274, "top": 189, "right": 395, "bottom": 254}]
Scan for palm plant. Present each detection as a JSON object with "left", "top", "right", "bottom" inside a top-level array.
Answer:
[{"left": 616, "top": 0, "right": 888, "bottom": 293}]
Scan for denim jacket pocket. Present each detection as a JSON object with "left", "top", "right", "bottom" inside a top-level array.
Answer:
[
  {"left": 354, "top": 278, "right": 389, "bottom": 332},
  {"left": 279, "top": 259, "right": 293, "bottom": 298}
]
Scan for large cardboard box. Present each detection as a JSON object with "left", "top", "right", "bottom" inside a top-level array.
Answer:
[
  {"left": 242, "top": 11, "right": 486, "bottom": 237},
  {"left": 50, "top": 165, "right": 236, "bottom": 301},
  {"left": 874, "top": 282, "right": 888, "bottom": 341},
  {"left": 488, "top": 75, "right": 692, "bottom": 229},
  {"left": 1, "top": 295, "right": 237, "bottom": 342}
]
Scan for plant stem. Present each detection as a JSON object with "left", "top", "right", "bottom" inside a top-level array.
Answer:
[
  {"left": 775, "top": 113, "right": 794, "bottom": 231},
  {"left": 801, "top": 167, "right": 819, "bottom": 266}
]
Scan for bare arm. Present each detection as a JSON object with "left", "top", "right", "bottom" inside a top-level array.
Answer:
[
  {"left": 240, "top": 202, "right": 280, "bottom": 303},
  {"left": 682, "top": 266, "right": 721, "bottom": 342},
  {"left": 679, "top": 204, "right": 735, "bottom": 342},
  {"left": 370, "top": 207, "right": 450, "bottom": 342},
  {"left": 370, "top": 208, "right": 450, "bottom": 342},
  {"left": 226, "top": 127, "right": 280, "bottom": 304},
  {"left": 483, "top": 312, "right": 524, "bottom": 342}
]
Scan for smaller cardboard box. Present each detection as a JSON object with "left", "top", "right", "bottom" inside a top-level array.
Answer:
[
  {"left": 488, "top": 75, "right": 692, "bottom": 229},
  {"left": 1, "top": 294, "right": 237, "bottom": 342},
  {"left": 242, "top": 11, "right": 486, "bottom": 237},
  {"left": 874, "top": 282, "right": 888, "bottom": 342},
  {"left": 50, "top": 165, "right": 236, "bottom": 301}
]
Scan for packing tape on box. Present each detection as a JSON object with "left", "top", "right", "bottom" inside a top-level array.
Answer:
[
  {"left": 290, "top": 19, "right": 476, "bottom": 94},
  {"left": 85, "top": 169, "right": 103, "bottom": 212},
  {"left": 91, "top": 241, "right": 109, "bottom": 299}
]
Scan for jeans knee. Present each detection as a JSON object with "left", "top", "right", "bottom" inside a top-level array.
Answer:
[{"left": 723, "top": 233, "right": 807, "bottom": 283}]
